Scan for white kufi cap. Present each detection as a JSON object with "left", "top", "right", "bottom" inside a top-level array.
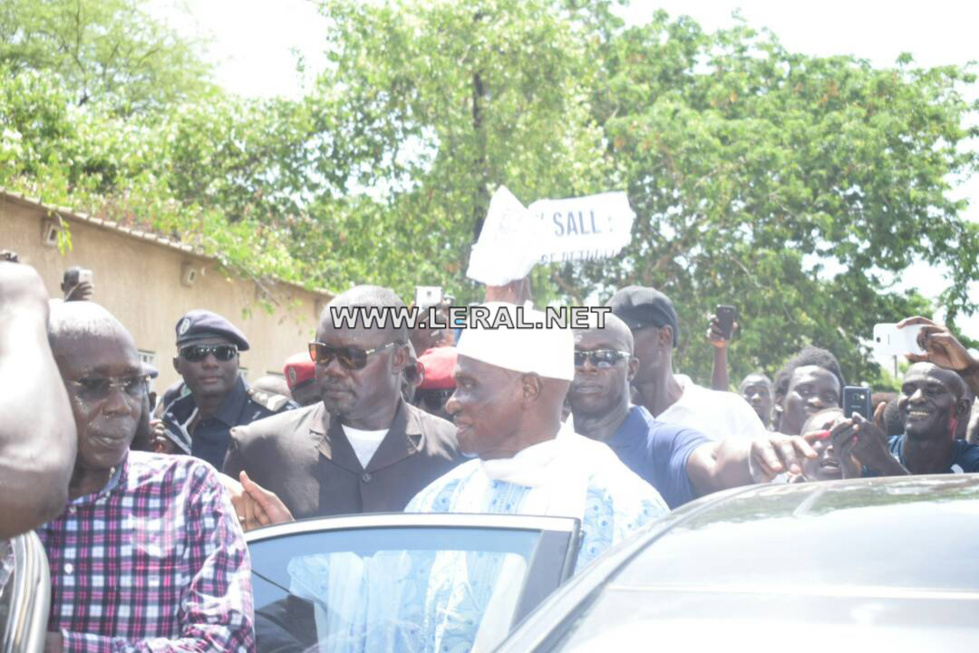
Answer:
[{"left": 456, "top": 302, "right": 573, "bottom": 381}]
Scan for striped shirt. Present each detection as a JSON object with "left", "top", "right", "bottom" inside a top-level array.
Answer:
[{"left": 37, "top": 451, "right": 255, "bottom": 652}]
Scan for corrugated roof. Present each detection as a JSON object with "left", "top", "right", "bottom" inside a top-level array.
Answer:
[{"left": 0, "top": 188, "right": 332, "bottom": 298}]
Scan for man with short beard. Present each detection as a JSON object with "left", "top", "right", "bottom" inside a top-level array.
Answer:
[
  {"left": 37, "top": 302, "right": 254, "bottom": 651},
  {"left": 224, "top": 286, "right": 461, "bottom": 523},
  {"left": 570, "top": 315, "right": 823, "bottom": 505}
]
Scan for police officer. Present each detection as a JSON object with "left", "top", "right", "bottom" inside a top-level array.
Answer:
[{"left": 162, "top": 309, "right": 297, "bottom": 468}]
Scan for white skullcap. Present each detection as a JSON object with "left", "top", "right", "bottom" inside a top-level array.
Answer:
[{"left": 456, "top": 302, "right": 574, "bottom": 381}]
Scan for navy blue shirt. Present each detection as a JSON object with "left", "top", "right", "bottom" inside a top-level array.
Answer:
[
  {"left": 604, "top": 405, "right": 712, "bottom": 509},
  {"left": 162, "top": 376, "right": 297, "bottom": 469},
  {"left": 867, "top": 435, "right": 979, "bottom": 475}
]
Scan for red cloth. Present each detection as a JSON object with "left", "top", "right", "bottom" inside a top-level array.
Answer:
[
  {"left": 283, "top": 352, "right": 316, "bottom": 389},
  {"left": 418, "top": 346, "right": 457, "bottom": 390}
]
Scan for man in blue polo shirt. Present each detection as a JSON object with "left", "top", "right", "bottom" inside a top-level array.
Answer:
[{"left": 570, "top": 314, "right": 819, "bottom": 508}]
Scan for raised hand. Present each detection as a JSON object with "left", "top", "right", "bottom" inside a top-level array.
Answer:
[
  {"left": 898, "top": 316, "right": 976, "bottom": 373},
  {"left": 706, "top": 315, "right": 738, "bottom": 349}
]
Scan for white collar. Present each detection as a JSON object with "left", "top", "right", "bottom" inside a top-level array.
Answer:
[{"left": 478, "top": 425, "right": 567, "bottom": 487}]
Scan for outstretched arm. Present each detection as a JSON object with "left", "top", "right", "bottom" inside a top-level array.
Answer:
[{"left": 687, "top": 433, "right": 819, "bottom": 496}]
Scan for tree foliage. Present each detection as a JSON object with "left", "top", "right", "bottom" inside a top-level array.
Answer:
[
  {"left": 1, "top": 0, "right": 977, "bottom": 387},
  {"left": 571, "top": 12, "right": 978, "bottom": 384},
  {"left": 0, "top": 0, "right": 213, "bottom": 113}
]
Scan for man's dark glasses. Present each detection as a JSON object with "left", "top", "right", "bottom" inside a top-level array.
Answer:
[
  {"left": 67, "top": 376, "right": 149, "bottom": 401},
  {"left": 573, "top": 349, "right": 631, "bottom": 369},
  {"left": 179, "top": 344, "right": 239, "bottom": 362},
  {"left": 308, "top": 341, "right": 398, "bottom": 370}
]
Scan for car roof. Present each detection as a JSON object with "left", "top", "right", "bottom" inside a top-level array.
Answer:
[{"left": 499, "top": 475, "right": 979, "bottom": 652}]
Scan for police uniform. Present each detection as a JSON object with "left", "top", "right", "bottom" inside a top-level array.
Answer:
[{"left": 162, "top": 309, "right": 298, "bottom": 469}]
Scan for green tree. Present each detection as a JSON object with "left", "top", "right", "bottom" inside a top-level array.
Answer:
[
  {"left": 2, "top": 1, "right": 977, "bottom": 391},
  {"left": 567, "top": 12, "right": 977, "bottom": 386},
  {"left": 0, "top": 0, "right": 213, "bottom": 114},
  {"left": 299, "top": 0, "right": 619, "bottom": 298}
]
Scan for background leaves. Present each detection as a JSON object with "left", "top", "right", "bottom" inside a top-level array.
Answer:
[{"left": 1, "top": 0, "right": 976, "bottom": 389}]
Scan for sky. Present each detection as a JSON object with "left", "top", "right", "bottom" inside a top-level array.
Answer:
[{"left": 149, "top": 0, "right": 979, "bottom": 342}]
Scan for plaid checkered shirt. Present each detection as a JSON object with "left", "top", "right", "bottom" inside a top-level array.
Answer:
[{"left": 37, "top": 451, "right": 255, "bottom": 652}]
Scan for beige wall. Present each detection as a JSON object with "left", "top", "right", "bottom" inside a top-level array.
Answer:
[{"left": 0, "top": 194, "right": 329, "bottom": 394}]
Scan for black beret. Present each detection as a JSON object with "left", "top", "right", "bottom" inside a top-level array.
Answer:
[
  {"left": 174, "top": 309, "right": 250, "bottom": 351},
  {"left": 606, "top": 285, "right": 679, "bottom": 348}
]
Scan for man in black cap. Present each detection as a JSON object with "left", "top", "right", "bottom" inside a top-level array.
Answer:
[
  {"left": 162, "top": 309, "right": 297, "bottom": 468},
  {"left": 608, "top": 286, "right": 767, "bottom": 441}
]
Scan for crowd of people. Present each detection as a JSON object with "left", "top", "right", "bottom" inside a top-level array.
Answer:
[{"left": 2, "top": 251, "right": 979, "bottom": 651}]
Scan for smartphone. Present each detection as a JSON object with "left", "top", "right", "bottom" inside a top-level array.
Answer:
[
  {"left": 872, "top": 323, "right": 924, "bottom": 357},
  {"left": 842, "top": 386, "right": 873, "bottom": 421},
  {"left": 78, "top": 268, "right": 94, "bottom": 285},
  {"left": 415, "top": 286, "right": 443, "bottom": 308},
  {"left": 715, "top": 305, "right": 737, "bottom": 340}
]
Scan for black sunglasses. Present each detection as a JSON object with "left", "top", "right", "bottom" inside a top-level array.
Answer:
[
  {"left": 416, "top": 388, "right": 454, "bottom": 411},
  {"left": 180, "top": 344, "right": 238, "bottom": 362},
  {"left": 573, "top": 349, "right": 631, "bottom": 369},
  {"left": 308, "top": 341, "right": 398, "bottom": 370}
]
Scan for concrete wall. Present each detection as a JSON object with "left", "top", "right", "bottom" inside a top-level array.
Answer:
[{"left": 0, "top": 193, "right": 329, "bottom": 393}]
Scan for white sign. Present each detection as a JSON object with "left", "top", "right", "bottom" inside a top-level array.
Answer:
[
  {"left": 466, "top": 187, "right": 635, "bottom": 286},
  {"left": 529, "top": 191, "right": 635, "bottom": 265}
]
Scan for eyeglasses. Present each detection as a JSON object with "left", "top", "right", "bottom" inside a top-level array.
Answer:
[
  {"left": 179, "top": 344, "right": 239, "bottom": 362},
  {"left": 573, "top": 349, "right": 631, "bottom": 369},
  {"left": 67, "top": 376, "right": 149, "bottom": 401},
  {"left": 308, "top": 341, "right": 399, "bottom": 370},
  {"left": 416, "top": 388, "right": 454, "bottom": 411}
]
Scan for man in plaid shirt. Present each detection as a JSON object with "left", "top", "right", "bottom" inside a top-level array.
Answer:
[{"left": 37, "top": 302, "right": 255, "bottom": 652}]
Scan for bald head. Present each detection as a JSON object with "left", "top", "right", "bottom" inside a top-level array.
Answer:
[
  {"left": 322, "top": 285, "right": 408, "bottom": 345},
  {"left": 570, "top": 313, "right": 638, "bottom": 430},
  {"left": 48, "top": 302, "right": 135, "bottom": 359},
  {"left": 573, "top": 313, "right": 634, "bottom": 354}
]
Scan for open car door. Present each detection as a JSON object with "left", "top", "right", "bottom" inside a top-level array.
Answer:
[
  {"left": 1, "top": 532, "right": 51, "bottom": 653},
  {"left": 246, "top": 513, "right": 581, "bottom": 653}
]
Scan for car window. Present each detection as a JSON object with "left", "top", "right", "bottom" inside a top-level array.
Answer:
[{"left": 248, "top": 515, "right": 579, "bottom": 653}]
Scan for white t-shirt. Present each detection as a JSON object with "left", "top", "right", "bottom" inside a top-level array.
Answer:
[
  {"left": 341, "top": 425, "right": 389, "bottom": 468},
  {"left": 656, "top": 374, "right": 768, "bottom": 441}
]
